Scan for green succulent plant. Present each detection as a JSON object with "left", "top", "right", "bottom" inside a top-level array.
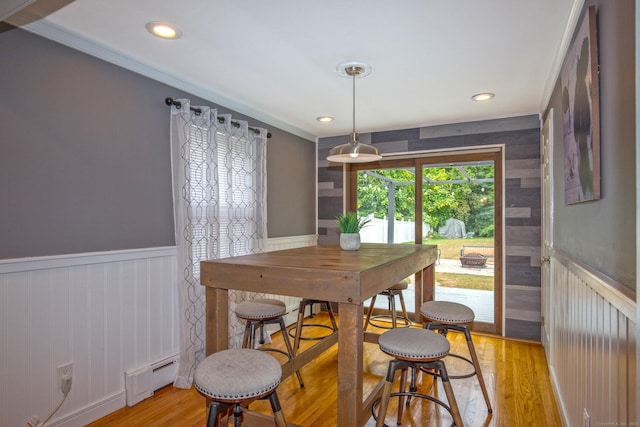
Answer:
[{"left": 336, "top": 212, "right": 372, "bottom": 234}]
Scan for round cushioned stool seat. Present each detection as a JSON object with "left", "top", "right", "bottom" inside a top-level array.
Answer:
[
  {"left": 235, "top": 298, "right": 287, "bottom": 320},
  {"left": 378, "top": 328, "right": 450, "bottom": 360},
  {"left": 195, "top": 349, "right": 282, "bottom": 402},
  {"left": 420, "top": 300, "right": 474, "bottom": 324},
  {"left": 388, "top": 279, "right": 409, "bottom": 291}
]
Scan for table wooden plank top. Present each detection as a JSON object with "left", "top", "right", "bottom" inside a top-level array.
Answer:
[{"left": 200, "top": 243, "right": 438, "bottom": 304}]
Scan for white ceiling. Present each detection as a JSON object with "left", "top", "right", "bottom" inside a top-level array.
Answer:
[{"left": 8, "top": 0, "right": 580, "bottom": 141}]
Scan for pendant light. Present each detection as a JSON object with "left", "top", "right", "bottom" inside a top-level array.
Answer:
[{"left": 326, "top": 62, "right": 382, "bottom": 163}]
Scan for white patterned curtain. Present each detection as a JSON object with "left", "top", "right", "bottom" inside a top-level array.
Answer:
[{"left": 169, "top": 99, "right": 268, "bottom": 388}]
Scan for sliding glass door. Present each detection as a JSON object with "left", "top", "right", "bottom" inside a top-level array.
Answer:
[{"left": 349, "top": 151, "right": 502, "bottom": 334}]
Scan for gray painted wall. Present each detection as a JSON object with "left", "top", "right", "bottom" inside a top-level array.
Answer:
[
  {"left": 0, "top": 28, "right": 316, "bottom": 259},
  {"left": 545, "top": 0, "right": 636, "bottom": 291},
  {"left": 318, "top": 115, "right": 543, "bottom": 341}
]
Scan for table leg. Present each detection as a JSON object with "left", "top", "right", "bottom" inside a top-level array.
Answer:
[
  {"left": 205, "top": 287, "right": 229, "bottom": 355},
  {"left": 413, "top": 264, "right": 435, "bottom": 321},
  {"left": 423, "top": 263, "right": 435, "bottom": 302},
  {"left": 337, "top": 302, "right": 364, "bottom": 427}
]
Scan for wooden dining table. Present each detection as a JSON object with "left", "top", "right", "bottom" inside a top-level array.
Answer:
[{"left": 200, "top": 243, "right": 438, "bottom": 427}]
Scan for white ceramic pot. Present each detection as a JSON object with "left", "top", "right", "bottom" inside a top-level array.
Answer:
[{"left": 340, "top": 233, "right": 361, "bottom": 251}]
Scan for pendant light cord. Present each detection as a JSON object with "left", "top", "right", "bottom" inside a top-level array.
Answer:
[
  {"left": 326, "top": 61, "right": 381, "bottom": 162},
  {"left": 352, "top": 68, "right": 356, "bottom": 135}
]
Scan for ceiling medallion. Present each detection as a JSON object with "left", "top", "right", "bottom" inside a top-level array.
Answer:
[{"left": 327, "top": 61, "right": 381, "bottom": 164}]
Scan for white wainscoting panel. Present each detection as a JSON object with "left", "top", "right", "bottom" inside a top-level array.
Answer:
[
  {"left": 0, "top": 247, "right": 178, "bottom": 427},
  {"left": 547, "top": 249, "right": 637, "bottom": 427},
  {"left": 0, "top": 236, "right": 317, "bottom": 427}
]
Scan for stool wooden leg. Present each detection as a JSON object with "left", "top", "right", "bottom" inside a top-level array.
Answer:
[
  {"left": 376, "top": 381, "right": 394, "bottom": 427},
  {"left": 397, "top": 292, "right": 410, "bottom": 327},
  {"left": 376, "top": 359, "right": 403, "bottom": 427},
  {"left": 292, "top": 301, "right": 306, "bottom": 354},
  {"left": 268, "top": 391, "right": 288, "bottom": 427},
  {"left": 396, "top": 367, "right": 408, "bottom": 424},
  {"left": 242, "top": 322, "right": 252, "bottom": 349},
  {"left": 389, "top": 293, "right": 398, "bottom": 328},
  {"left": 292, "top": 300, "right": 337, "bottom": 352},
  {"left": 325, "top": 302, "right": 338, "bottom": 331},
  {"left": 258, "top": 322, "right": 267, "bottom": 345},
  {"left": 364, "top": 295, "right": 378, "bottom": 331},
  {"left": 278, "top": 318, "right": 304, "bottom": 388},
  {"left": 247, "top": 322, "right": 256, "bottom": 349},
  {"left": 435, "top": 360, "right": 464, "bottom": 427},
  {"left": 425, "top": 322, "right": 492, "bottom": 413},
  {"left": 463, "top": 326, "right": 492, "bottom": 413}
]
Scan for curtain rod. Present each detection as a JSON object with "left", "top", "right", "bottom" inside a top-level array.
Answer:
[{"left": 165, "top": 98, "right": 271, "bottom": 138}]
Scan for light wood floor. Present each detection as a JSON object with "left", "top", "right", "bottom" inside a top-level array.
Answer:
[{"left": 87, "top": 312, "right": 561, "bottom": 427}]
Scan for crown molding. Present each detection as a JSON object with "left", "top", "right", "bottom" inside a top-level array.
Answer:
[{"left": 540, "top": 0, "right": 586, "bottom": 112}]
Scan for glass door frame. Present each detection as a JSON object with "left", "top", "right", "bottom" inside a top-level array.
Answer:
[{"left": 347, "top": 149, "right": 503, "bottom": 335}]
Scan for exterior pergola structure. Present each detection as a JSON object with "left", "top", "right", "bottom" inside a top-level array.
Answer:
[{"left": 360, "top": 161, "right": 494, "bottom": 243}]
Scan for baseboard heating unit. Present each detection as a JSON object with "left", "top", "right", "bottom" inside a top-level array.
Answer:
[{"left": 125, "top": 353, "right": 180, "bottom": 406}]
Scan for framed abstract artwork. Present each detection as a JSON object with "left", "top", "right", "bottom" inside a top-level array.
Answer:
[{"left": 561, "top": 6, "right": 600, "bottom": 204}]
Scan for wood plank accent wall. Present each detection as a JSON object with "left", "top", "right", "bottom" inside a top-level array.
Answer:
[
  {"left": 548, "top": 249, "right": 637, "bottom": 427},
  {"left": 317, "top": 115, "right": 543, "bottom": 340}
]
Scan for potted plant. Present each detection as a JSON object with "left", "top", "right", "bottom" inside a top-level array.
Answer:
[{"left": 336, "top": 212, "right": 372, "bottom": 250}]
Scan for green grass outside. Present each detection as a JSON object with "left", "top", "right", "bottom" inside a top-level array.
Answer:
[
  {"left": 423, "top": 236, "right": 494, "bottom": 259},
  {"left": 437, "top": 272, "right": 494, "bottom": 291},
  {"left": 423, "top": 237, "right": 495, "bottom": 291}
]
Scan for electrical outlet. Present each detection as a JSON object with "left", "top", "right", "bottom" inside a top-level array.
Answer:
[
  {"left": 26, "top": 415, "right": 41, "bottom": 427},
  {"left": 583, "top": 408, "right": 590, "bottom": 427},
  {"left": 57, "top": 363, "right": 73, "bottom": 390}
]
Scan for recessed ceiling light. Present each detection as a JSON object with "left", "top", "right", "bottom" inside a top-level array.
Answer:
[
  {"left": 471, "top": 93, "right": 495, "bottom": 102},
  {"left": 146, "top": 22, "right": 181, "bottom": 39},
  {"left": 316, "top": 116, "right": 334, "bottom": 123}
]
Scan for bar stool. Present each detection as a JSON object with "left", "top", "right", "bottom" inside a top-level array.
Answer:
[
  {"left": 364, "top": 279, "right": 412, "bottom": 330},
  {"left": 373, "top": 328, "right": 464, "bottom": 427},
  {"left": 195, "top": 349, "right": 288, "bottom": 427},
  {"left": 420, "top": 300, "right": 492, "bottom": 413},
  {"left": 235, "top": 298, "right": 304, "bottom": 388},
  {"left": 289, "top": 299, "right": 338, "bottom": 354}
]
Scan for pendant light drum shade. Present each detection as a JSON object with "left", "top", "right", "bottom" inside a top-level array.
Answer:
[
  {"left": 326, "top": 62, "right": 381, "bottom": 163},
  {"left": 327, "top": 132, "right": 381, "bottom": 163}
]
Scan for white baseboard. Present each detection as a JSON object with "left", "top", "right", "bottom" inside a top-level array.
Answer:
[
  {"left": 47, "top": 392, "right": 125, "bottom": 427},
  {"left": 547, "top": 365, "right": 569, "bottom": 427}
]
